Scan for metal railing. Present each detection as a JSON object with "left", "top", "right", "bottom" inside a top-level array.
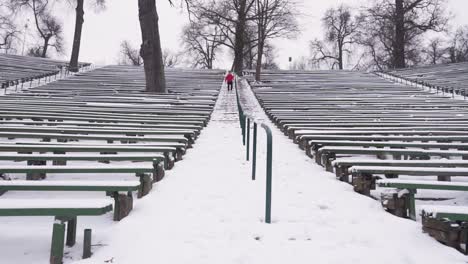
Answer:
[
  {"left": 376, "top": 71, "right": 466, "bottom": 100},
  {"left": 234, "top": 76, "right": 274, "bottom": 224}
]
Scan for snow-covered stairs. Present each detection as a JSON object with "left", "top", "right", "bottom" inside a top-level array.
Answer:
[{"left": 74, "top": 80, "right": 466, "bottom": 264}]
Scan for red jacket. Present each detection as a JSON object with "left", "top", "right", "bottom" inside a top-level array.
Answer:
[{"left": 225, "top": 73, "right": 235, "bottom": 82}]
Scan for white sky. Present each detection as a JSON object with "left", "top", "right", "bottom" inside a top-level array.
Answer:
[{"left": 40, "top": 0, "right": 468, "bottom": 69}]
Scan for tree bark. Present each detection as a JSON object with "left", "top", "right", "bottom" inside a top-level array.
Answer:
[
  {"left": 138, "top": 0, "right": 167, "bottom": 93},
  {"left": 69, "top": 0, "right": 85, "bottom": 72},
  {"left": 338, "top": 44, "right": 343, "bottom": 70},
  {"left": 255, "top": 39, "right": 264, "bottom": 81},
  {"left": 41, "top": 37, "right": 50, "bottom": 58},
  {"left": 394, "top": 0, "right": 406, "bottom": 68},
  {"left": 233, "top": 0, "right": 248, "bottom": 76}
]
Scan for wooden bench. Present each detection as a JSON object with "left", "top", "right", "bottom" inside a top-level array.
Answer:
[
  {"left": 0, "top": 180, "right": 140, "bottom": 221},
  {"left": 349, "top": 166, "right": 468, "bottom": 195},
  {"left": 377, "top": 179, "right": 468, "bottom": 220},
  {"left": 0, "top": 143, "right": 180, "bottom": 169},
  {"left": 0, "top": 165, "right": 159, "bottom": 197},
  {"left": 0, "top": 198, "right": 112, "bottom": 264},
  {"left": 333, "top": 159, "right": 468, "bottom": 182},
  {"left": 0, "top": 131, "right": 189, "bottom": 146},
  {"left": 297, "top": 135, "right": 468, "bottom": 151},
  {"left": 316, "top": 147, "right": 468, "bottom": 172},
  {"left": 421, "top": 205, "right": 468, "bottom": 255}
]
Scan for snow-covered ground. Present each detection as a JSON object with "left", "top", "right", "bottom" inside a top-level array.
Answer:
[
  {"left": 1, "top": 77, "right": 467, "bottom": 263},
  {"left": 52, "top": 80, "right": 465, "bottom": 263}
]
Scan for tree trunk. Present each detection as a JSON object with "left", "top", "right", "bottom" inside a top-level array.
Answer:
[
  {"left": 233, "top": 0, "right": 248, "bottom": 76},
  {"left": 138, "top": 0, "right": 167, "bottom": 93},
  {"left": 41, "top": 37, "right": 50, "bottom": 58},
  {"left": 394, "top": 0, "right": 406, "bottom": 68},
  {"left": 338, "top": 44, "right": 344, "bottom": 70},
  {"left": 69, "top": 0, "right": 85, "bottom": 72},
  {"left": 255, "top": 39, "right": 264, "bottom": 81}
]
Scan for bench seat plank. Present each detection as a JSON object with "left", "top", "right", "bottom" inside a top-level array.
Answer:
[
  {"left": 0, "top": 153, "right": 164, "bottom": 162},
  {"left": 378, "top": 179, "right": 468, "bottom": 191},
  {"left": 0, "top": 180, "right": 140, "bottom": 192},
  {"left": 0, "top": 165, "right": 155, "bottom": 174},
  {"left": 350, "top": 166, "right": 468, "bottom": 176},
  {"left": 0, "top": 199, "right": 113, "bottom": 216},
  {"left": 421, "top": 205, "right": 468, "bottom": 221}
]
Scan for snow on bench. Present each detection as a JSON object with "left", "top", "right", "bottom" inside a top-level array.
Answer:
[
  {"left": 377, "top": 179, "right": 468, "bottom": 220},
  {"left": 378, "top": 179, "right": 468, "bottom": 189},
  {"left": 421, "top": 205, "right": 468, "bottom": 220},
  {"left": 349, "top": 166, "right": 468, "bottom": 176},
  {"left": 0, "top": 198, "right": 112, "bottom": 210},
  {"left": 0, "top": 180, "right": 140, "bottom": 189},
  {"left": 0, "top": 180, "right": 141, "bottom": 221},
  {"left": 0, "top": 198, "right": 112, "bottom": 263}
]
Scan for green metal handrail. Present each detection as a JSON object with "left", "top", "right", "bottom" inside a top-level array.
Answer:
[{"left": 235, "top": 76, "right": 274, "bottom": 224}]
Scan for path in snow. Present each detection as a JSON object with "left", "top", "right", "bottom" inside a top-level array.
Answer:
[{"left": 76, "top": 80, "right": 467, "bottom": 264}]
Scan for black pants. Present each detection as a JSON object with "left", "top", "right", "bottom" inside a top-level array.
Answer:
[{"left": 227, "top": 81, "right": 233, "bottom": 91}]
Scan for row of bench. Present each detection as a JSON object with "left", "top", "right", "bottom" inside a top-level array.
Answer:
[
  {"left": 0, "top": 53, "right": 91, "bottom": 89},
  {"left": 0, "top": 64, "right": 223, "bottom": 263},
  {"left": 386, "top": 61, "right": 468, "bottom": 97},
  {"left": 247, "top": 69, "right": 468, "bottom": 254}
]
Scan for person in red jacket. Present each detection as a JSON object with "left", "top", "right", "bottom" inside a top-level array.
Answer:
[{"left": 225, "top": 71, "right": 235, "bottom": 91}]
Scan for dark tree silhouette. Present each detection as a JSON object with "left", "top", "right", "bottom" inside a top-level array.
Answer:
[
  {"left": 69, "top": 0, "right": 105, "bottom": 72},
  {"left": 359, "top": 0, "right": 448, "bottom": 69},
  {"left": 310, "top": 4, "right": 359, "bottom": 70}
]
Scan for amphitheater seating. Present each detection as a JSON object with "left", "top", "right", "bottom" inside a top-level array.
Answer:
[{"left": 247, "top": 69, "right": 468, "bottom": 254}]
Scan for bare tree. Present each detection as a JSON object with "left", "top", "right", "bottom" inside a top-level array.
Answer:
[
  {"left": 182, "top": 18, "right": 225, "bottom": 69},
  {"left": 191, "top": 0, "right": 255, "bottom": 75},
  {"left": 260, "top": 42, "right": 279, "bottom": 69},
  {"left": 138, "top": 0, "right": 166, "bottom": 93},
  {"left": 242, "top": 24, "right": 258, "bottom": 70},
  {"left": 447, "top": 26, "right": 468, "bottom": 63},
  {"left": 162, "top": 48, "right": 182, "bottom": 68},
  {"left": 119, "top": 40, "right": 142, "bottom": 66},
  {"left": 233, "top": 0, "right": 255, "bottom": 75},
  {"left": 10, "top": 0, "right": 64, "bottom": 58},
  {"left": 310, "top": 4, "right": 359, "bottom": 70},
  {"left": 68, "top": 0, "right": 105, "bottom": 72},
  {"left": 137, "top": 0, "right": 190, "bottom": 93},
  {"left": 422, "top": 37, "right": 446, "bottom": 64},
  {"left": 359, "top": 0, "right": 448, "bottom": 69},
  {"left": 119, "top": 40, "right": 182, "bottom": 69},
  {"left": 252, "top": 0, "right": 298, "bottom": 80},
  {"left": 0, "top": 3, "right": 19, "bottom": 53}
]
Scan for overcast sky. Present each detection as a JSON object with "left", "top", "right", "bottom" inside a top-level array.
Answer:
[{"left": 44, "top": 0, "right": 468, "bottom": 69}]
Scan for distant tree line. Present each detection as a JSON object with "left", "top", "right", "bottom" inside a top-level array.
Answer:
[
  {"left": 2, "top": 0, "right": 468, "bottom": 93},
  {"left": 308, "top": 0, "right": 468, "bottom": 71}
]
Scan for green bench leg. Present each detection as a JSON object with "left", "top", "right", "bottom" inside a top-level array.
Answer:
[
  {"left": 27, "top": 160, "right": 47, "bottom": 180},
  {"left": 136, "top": 173, "right": 153, "bottom": 198},
  {"left": 113, "top": 191, "right": 134, "bottom": 221},
  {"left": 407, "top": 190, "right": 417, "bottom": 221},
  {"left": 352, "top": 172, "right": 374, "bottom": 196},
  {"left": 83, "top": 229, "right": 92, "bottom": 259},
  {"left": 66, "top": 217, "right": 77, "bottom": 247},
  {"left": 153, "top": 161, "right": 165, "bottom": 183},
  {"left": 52, "top": 151, "right": 67, "bottom": 166},
  {"left": 50, "top": 221, "right": 66, "bottom": 264},
  {"left": 164, "top": 152, "right": 175, "bottom": 170}
]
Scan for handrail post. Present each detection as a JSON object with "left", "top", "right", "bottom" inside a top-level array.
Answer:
[
  {"left": 246, "top": 118, "right": 250, "bottom": 161},
  {"left": 242, "top": 113, "right": 246, "bottom": 146},
  {"left": 261, "top": 124, "right": 273, "bottom": 224},
  {"left": 252, "top": 123, "right": 257, "bottom": 181}
]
